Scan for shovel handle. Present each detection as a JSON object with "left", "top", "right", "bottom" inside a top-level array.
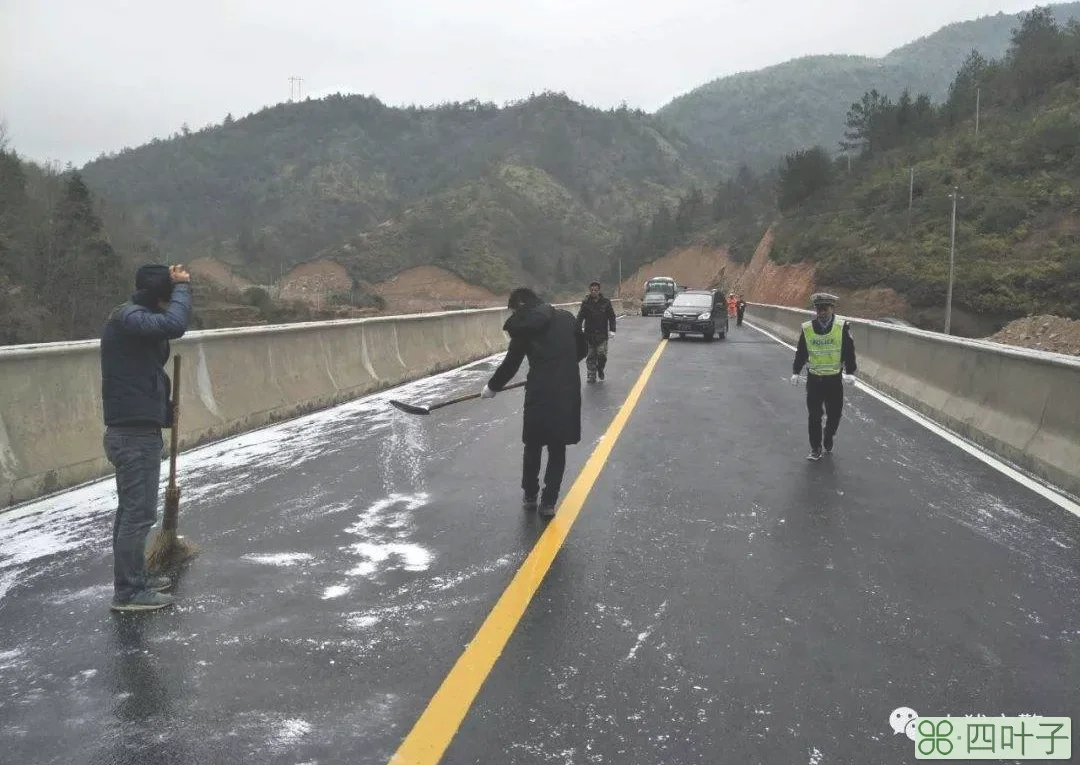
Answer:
[{"left": 427, "top": 379, "right": 526, "bottom": 412}]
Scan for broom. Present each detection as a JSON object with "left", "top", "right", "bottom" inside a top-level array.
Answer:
[{"left": 145, "top": 354, "right": 199, "bottom": 572}]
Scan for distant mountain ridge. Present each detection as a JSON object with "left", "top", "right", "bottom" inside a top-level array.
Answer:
[
  {"left": 80, "top": 92, "right": 714, "bottom": 295},
  {"left": 657, "top": 2, "right": 1080, "bottom": 170}
]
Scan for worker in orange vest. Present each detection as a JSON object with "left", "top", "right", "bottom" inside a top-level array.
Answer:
[{"left": 727, "top": 293, "right": 738, "bottom": 318}]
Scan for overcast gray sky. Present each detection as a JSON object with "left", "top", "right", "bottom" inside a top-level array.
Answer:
[{"left": 1, "top": 0, "right": 1042, "bottom": 166}]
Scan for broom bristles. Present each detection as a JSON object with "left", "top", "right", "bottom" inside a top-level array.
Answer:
[{"left": 145, "top": 529, "right": 199, "bottom": 572}]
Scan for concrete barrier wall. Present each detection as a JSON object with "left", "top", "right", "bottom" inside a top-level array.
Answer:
[
  {"left": 746, "top": 302, "right": 1080, "bottom": 499},
  {"left": 0, "top": 300, "right": 620, "bottom": 509}
]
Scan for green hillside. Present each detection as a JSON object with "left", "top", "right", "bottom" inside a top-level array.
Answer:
[
  {"left": 657, "top": 2, "right": 1080, "bottom": 171},
  {"left": 0, "top": 143, "right": 129, "bottom": 344},
  {"left": 629, "top": 7, "right": 1080, "bottom": 333},
  {"left": 79, "top": 92, "right": 714, "bottom": 294}
]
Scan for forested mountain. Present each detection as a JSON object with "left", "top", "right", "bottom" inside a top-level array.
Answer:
[
  {"left": 625, "top": 7, "right": 1080, "bottom": 326},
  {"left": 79, "top": 93, "right": 715, "bottom": 294},
  {"left": 5, "top": 5, "right": 1080, "bottom": 344},
  {"left": 657, "top": 2, "right": 1080, "bottom": 171},
  {"left": 0, "top": 134, "right": 129, "bottom": 344}
]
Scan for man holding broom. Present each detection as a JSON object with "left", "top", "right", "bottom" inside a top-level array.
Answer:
[{"left": 100, "top": 263, "right": 192, "bottom": 611}]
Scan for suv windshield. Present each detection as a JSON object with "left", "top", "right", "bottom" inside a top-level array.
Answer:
[{"left": 672, "top": 294, "right": 712, "bottom": 308}]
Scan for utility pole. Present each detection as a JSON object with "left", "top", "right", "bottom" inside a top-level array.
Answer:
[
  {"left": 908, "top": 167, "right": 914, "bottom": 225},
  {"left": 975, "top": 86, "right": 980, "bottom": 140},
  {"left": 945, "top": 187, "right": 962, "bottom": 335},
  {"left": 618, "top": 258, "right": 622, "bottom": 298}
]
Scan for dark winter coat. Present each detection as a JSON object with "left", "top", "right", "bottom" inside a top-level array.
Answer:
[
  {"left": 576, "top": 294, "right": 617, "bottom": 339},
  {"left": 100, "top": 284, "right": 192, "bottom": 427},
  {"left": 488, "top": 302, "right": 587, "bottom": 446}
]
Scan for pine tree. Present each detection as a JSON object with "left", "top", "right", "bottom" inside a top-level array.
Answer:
[{"left": 45, "top": 172, "right": 126, "bottom": 339}]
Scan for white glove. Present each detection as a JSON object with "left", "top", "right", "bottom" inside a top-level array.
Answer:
[
  {"left": 842, "top": 373, "right": 856, "bottom": 384},
  {"left": 608, "top": 331, "right": 615, "bottom": 339},
  {"left": 480, "top": 385, "right": 496, "bottom": 399},
  {"left": 790, "top": 374, "right": 800, "bottom": 386}
]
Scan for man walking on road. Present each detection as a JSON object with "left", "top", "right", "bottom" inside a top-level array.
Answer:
[
  {"left": 100, "top": 263, "right": 193, "bottom": 611},
  {"left": 736, "top": 295, "right": 747, "bottom": 327},
  {"left": 790, "top": 293, "right": 857, "bottom": 461},
  {"left": 576, "top": 281, "right": 616, "bottom": 383},
  {"left": 482, "top": 288, "right": 587, "bottom": 517}
]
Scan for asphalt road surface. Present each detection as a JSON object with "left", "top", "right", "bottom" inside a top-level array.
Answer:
[{"left": 0, "top": 314, "right": 1076, "bottom": 765}]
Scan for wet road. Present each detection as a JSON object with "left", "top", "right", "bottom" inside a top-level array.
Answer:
[{"left": 0, "top": 315, "right": 1077, "bottom": 765}]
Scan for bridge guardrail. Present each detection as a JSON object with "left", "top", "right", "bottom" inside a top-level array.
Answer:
[
  {"left": 0, "top": 300, "right": 619, "bottom": 509},
  {"left": 746, "top": 302, "right": 1080, "bottom": 500}
]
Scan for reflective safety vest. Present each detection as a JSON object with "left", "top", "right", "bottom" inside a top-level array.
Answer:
[{"left": 801, "top": 318, "right": 844, "bottom": 376}]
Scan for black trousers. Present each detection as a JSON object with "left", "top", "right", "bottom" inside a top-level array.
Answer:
[
  {"left": 522, "top": 442, "right": 567, "bottom": 504},
  {"left": 736, "top": 308, "right": 745, "bottom": 326},
  {"left": 806, "top": 374, "right": 844, "bottom": 450}
]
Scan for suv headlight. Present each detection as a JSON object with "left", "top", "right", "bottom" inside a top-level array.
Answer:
[
  {"left": 662, "top": 309, "right": 673, "bottom": 318},
  {"left": 699, "top": 312, "right": 711, "bottom": 320}
]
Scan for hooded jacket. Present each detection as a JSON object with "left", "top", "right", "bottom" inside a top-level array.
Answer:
[
  {"left": 489, "top": 302, "right": 587, "bottom": 445},
  {"left": 100, "top": 267, "right": 192, "bottom": 427}
]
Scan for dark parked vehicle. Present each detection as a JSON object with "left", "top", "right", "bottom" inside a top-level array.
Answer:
[
  {"left": 641, "top": 291, "right": 670, "bottom": 316},
  {"left": 660, "top": 289, "right": 729, "bottom": 341}
]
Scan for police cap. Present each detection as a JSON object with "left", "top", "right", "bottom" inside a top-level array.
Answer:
[{"left": 810, "top": 292, "right": 838, "bottom": 308}]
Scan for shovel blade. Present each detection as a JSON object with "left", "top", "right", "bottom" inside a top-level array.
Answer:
[{"left": 389, "top": 399, "right": 430, "bottom": 415}]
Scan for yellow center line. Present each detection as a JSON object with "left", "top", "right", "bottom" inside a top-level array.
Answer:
[{"left": 388, "top": 339, "right": 669, "bottom": 765}]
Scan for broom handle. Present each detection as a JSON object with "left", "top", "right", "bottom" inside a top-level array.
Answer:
[
  {"left": 161, "top": 355, "right": 182, "bottom": 533},
  {"left": 168, "top": 354, "right": 181, "bottom": 488}
]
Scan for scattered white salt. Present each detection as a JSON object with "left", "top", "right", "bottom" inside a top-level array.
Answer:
[{"left": 241, "top": 553, "right": 314, "bottom": 567}]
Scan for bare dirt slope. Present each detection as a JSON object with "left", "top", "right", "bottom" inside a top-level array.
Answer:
[
  {"left": 189, "top": 257, "right": 253, "bottom": 291},
  {"left": 617, "top": 229, "right": 815, "bottom": 305},
  {"left": 280, "top": 259, "right": 354, "bottom": 303},
  {"left": 618, "top": 229, "right": 913, "bottom": 321},
  {"left": 619, "top": 244, "right": 738, "bottom": 296},
  {"left": 372, "top": 266, "right": 502, "bottom": 314},
  {"left": 986, "top": 315, "right": 1080, "bottom": 356},
  {"left": 737, "top": 228, "right": 815, "bottom": 306}
]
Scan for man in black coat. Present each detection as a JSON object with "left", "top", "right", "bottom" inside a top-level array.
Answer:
[
  {"left": 576, "top": 281, "right": 616, "bottom": 383},
  {"left": 100, "top": 263, "right": 192, "bottom": 611},
  {"left": 481, "top": 288, "right": 587, "bottom": 517}
]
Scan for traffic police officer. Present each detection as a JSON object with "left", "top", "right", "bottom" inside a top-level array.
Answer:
[{"left": 790, "top": 293, "right": 857, "bottom": 460}]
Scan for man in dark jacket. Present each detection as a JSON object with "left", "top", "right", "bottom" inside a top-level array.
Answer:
[
  {"left": 736, "top": 295, "right": 747, "bottom": 326},
  {"left": 100, "top": 263, "right": 192, "bottom": 611},
  {"left": 576, "top": 281, "right": 616, "bottom": 383},
  {"left": 790, "top": 293, "right": 857, "bottom": 461},
  {"left": 482, "top": 288, "right": 587, "bottom": 517}
]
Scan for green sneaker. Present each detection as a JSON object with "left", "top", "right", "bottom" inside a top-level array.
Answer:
[
  {"left": 111, "top": 590, "right": 175, "bottom": 612},
  {"left": 146, "top": 575, "right": 173, "bottom": 592}
]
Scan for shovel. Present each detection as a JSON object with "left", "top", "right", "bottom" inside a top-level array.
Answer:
[{"left": 389, "top": 380, "right": 525, "bottom": 415}]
